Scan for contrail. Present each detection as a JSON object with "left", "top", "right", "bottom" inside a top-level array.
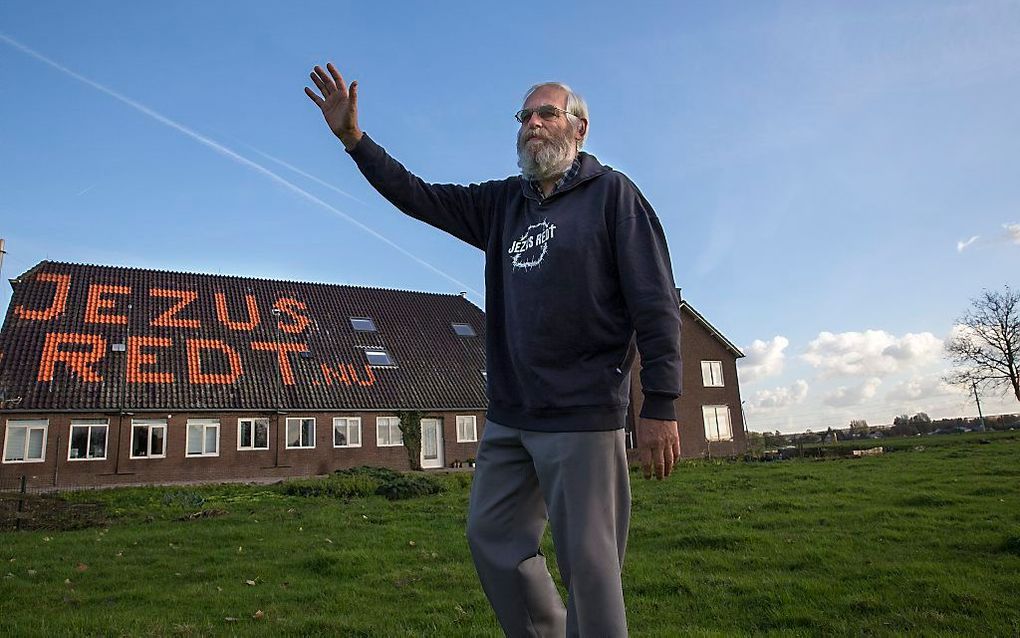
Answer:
[
  {"left": 0, "top": 33, "right": 482, "bottom": 299},
  {"left": 245, "top": 144, "right": 370, "bottom": 206}
]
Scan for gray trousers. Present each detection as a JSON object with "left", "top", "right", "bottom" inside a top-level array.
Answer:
[{"left": 466, "top": 420, "right": 631, "bottom": 638}]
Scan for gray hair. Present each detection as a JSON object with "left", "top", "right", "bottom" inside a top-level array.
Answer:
[{"left": 523, "top": 82, "right": 590, "bottom": 149}]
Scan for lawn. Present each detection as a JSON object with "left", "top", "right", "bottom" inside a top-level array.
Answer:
[{"left": 1, "top": 432, "right": 1018, "bottom": 636}]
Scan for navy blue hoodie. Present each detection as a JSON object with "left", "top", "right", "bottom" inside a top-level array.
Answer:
[{"left": 349, "top": 134, "right": 681, "bottom": 432}]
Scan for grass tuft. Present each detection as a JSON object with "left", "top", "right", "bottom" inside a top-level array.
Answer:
[
  {"left": 898, "top": 493, "right": 958, "bottom": 508},
  {"left": 1002, "top": 533, "right": 1020, "bottom": 556}
]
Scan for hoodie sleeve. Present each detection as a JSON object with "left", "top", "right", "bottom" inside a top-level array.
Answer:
[
  {"left": 614, "top": 182, "right": 683, "bottom": 421},
  {"left": 347, "top": 133, "right": 496, "bottom": 250}
]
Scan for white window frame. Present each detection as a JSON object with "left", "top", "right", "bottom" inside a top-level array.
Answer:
[
  {"left": 702, "top": 360, "right": 724, "bottom": 387},
  {"left": 376, "top": 416, "right": 403, "bottom": 447},
  {"left": 456, "top": 415, "right": 478, "bottom": 443},
  {"left": 703, "top": 405, "right": 733, "bottom": 442},
  {"left": 237, "top": 417, "right": 270, "bottom": 451},
  {"left": 68, "top": 419, "right": 109, "bottom": 462},
  {"left": 3, "top": 419, "right": 48, "bottom": 464},
  {"left": 129, "top": 419, "right": 167, "bottom": 460},
  {"left": 186, "top": 419, "right": 220, "bottom": 457},
  {"left": 286, "top": 417, "right": 316, "bottom": 449},
  {"left": 333, "top": 417, "right": 362, "bottom": 448}
]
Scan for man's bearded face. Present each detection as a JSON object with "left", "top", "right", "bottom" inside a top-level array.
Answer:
[{"left": 517, "top": 112, "right": 577, "bottom": 182}]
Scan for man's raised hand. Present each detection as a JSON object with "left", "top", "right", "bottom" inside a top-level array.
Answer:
[{"left": 305, "top": 63, "right": 363, "bottom": 151}]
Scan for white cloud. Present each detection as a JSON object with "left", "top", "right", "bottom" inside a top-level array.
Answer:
[
  {"left": 824, "top": 377, "right": 882, "bottom": 408},
  {"left": 886, "top": 374, "right": 960, "bottom": 403},
  {"left": 748, "top": 379, "right": 809, "bottom": 411},
  {"left": 738, "top": 336, "right": 789, "bottom": 383},
  {"left": 956, "top": 235, "right": 979, "bottom": 252},
  {"left": 946, "top": 323, "right": 982, "bottom": 349},
  {"left": 1004, "top": 223, "right": 1020, "bottom": 245},
  {"left": 802, "top": 330, "right": 942, "bottom": 377},
  {"left": 882, "top": 333, "right": 945, "bottom": 362}
]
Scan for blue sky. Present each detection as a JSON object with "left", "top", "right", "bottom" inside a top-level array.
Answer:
[{"left": 1, "top": 1, "right": 1018, "bottom": 432}]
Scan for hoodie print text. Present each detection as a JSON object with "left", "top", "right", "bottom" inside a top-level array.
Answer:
[{"left": 508, "top": 220, "right": 558, "bottom": 271}]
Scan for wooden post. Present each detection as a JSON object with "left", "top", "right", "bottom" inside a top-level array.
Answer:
[
  {"left": 15, "top": 475, "right": 26, "bottom": 532},
  {"left": 972, "top": 381, "right": 986, "bottom": 431}
]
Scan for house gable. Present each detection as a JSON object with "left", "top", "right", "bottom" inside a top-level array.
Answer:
[{"left": 627, "top": 299, "right": 747, "bottom": 458}]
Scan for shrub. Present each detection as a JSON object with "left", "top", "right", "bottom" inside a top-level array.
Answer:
[
  {"left": 279, "top": 466, "right": 445, "bottom": 501},
  {"left": 279, "top": 474, "right": 380, "bottom": 499},
  {"left": 160, "top": 491, "right": 206, "bottom": 508},
  {"left": 336, "top": 466, "right": 403, "bottom": 482},
  {"left": 374, "top": 474, "right": 444, "bottom": 501}
]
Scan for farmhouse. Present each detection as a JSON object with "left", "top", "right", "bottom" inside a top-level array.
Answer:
[
  {"left": 630, "top": 299, "right": 748, "bottom": 459},
  {"left": 1, "top": 261, "right": 746, "bottom": 488}
]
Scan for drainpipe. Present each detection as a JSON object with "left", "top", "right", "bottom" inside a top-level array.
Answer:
[
  {"left": 114, "top": 413, "right": 124, "bottom": 474},
  {"left": 114, "top": 303, "right": 132, "bottom": 475},
  {"left": 52, "top": 431, "right": 60, "bottom": 487}
]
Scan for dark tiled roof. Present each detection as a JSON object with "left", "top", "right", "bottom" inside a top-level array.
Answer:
[{"left": 0, "top": 262, "right": 487, "bottom": 411}]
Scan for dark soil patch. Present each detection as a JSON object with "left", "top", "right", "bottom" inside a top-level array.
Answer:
[
  {"left": 176, "top": 508, "right": 229, "bottom": 521},
  {"left": 1002, "top": 534, "right": 1020, "bottom": 557},
  {"left": 0, "top": 492, "right": 107, "bottom": 532}
]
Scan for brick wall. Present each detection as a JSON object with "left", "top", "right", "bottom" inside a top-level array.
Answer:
[{"left": 0, "top": 409, "right": 486, "bottom": 489}]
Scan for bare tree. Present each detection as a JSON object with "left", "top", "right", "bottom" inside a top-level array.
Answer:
[{"left": 945, "top": 286, "right": 1020, "bottom": 403}]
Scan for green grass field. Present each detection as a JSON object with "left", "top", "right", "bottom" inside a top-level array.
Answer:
[{"left": 2, "top": 431, "right": 1019, "bottom": 637}]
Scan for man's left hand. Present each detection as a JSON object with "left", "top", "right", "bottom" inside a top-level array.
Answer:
[{"left": 639, "top": 418, "right": 680, "bottom": 480}]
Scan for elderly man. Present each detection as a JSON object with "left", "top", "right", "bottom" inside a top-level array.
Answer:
[{"left": 306, "top": 63, "right": 682, "bottom": 637}]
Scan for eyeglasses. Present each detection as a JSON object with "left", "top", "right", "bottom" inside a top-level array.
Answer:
[{"left": 514, "top": 105, "right": 577, "bottom": 124}]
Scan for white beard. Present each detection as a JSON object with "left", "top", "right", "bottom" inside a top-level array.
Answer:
[{"left": 517, "top": 127, "right": 576, "bottom": 182}]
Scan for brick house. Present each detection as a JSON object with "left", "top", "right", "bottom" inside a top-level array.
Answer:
[
  {"left": 1, "top": 262, "right": 746, "bottom": 489},
  {"left": 0, "top": 261, "right": 488, "bottom": 488},
  {"left": 627, "top": 298, "right": 747, "bottom": 459}
]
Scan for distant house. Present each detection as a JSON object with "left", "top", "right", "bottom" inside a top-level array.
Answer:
[
  {"left": 627, "top": 297, "right": 748, "bottom": 459},
  {"left": 1, "top": 262, "right": 748, "bottom": 489}
]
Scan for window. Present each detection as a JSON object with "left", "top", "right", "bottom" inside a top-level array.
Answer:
[
  {"left": 3, "top": 420, "right": 47, "bottom": 463},
  {"left": 350, "top": 317, "right": 377, "bottom": 332},
  {"left": 333, "top": 417, "right": 362, "bottom": 448},
  {"left": 452, "top": 323, "right": 476, "bottom": 337},
  {"left": 238, "top": 418, "right": 270, "bottom": 451},
  {"left": 286, "top": 418, "right": 316, "bottom": 449},
  {"left": 68, "top": 419, "right": 108, "bottom": 461},
  {"left": 376, "top": 416, "right": 403, "bottom": 447},
  {"left": 702, "top": 361, "right": 724, "bottom": 387},
  {"left": 186, "top": 419, "right": 220, "bottom": 457},
  {"left": 703, "top": 406, "right": 733, "bottom": 442},
  {"left": 365, "top": 349, "right": 394, "bottom": 366},
  {"left": 131, "top": 419, "right": 167, "bottom": 459},
  {"left": 456, "top": 415, "right": 478, "bottom": 442}
]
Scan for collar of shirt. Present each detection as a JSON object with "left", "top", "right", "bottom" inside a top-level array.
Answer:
[{"left": 530, "top": 156, "right": 581, "bottom": 202}]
